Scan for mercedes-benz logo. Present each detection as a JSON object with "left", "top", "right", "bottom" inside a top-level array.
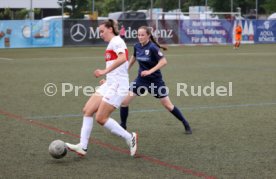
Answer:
[{"left": 70, "top": 24, "right": 87, "bottom": 42}]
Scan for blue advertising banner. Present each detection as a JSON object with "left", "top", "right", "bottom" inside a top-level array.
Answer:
[
  {"left": 2, "top": 19, "right": 274, "bottom": 48},
  {"left": 0, "top": 20, "right": 62, "bottom": 48},
  {"left": 254, "top": 20, "right": 276, "bottom": 44},
  {"left": 179, "top": 20, "right": 233, "bottom": 44},
  {"left": 149, "top": 20, "right": 180, "bottom": 44}
]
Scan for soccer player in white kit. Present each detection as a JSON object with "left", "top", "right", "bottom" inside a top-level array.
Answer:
[{"left": 66, "top": 19, "right": 137, "bottom": 157}]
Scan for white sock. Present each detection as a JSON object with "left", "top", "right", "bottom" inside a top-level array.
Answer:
[
  {"left": 80, "top": 116, "right": 93, "bottom": 150},
  {"left": 103, "top": 118, "right": 132, "bottom": 141}
]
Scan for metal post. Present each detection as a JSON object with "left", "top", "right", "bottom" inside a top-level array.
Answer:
[
  {"left": 231, "top": 0, "right": 233, "bottom": 14},
  {"left": 237, "top": 7, "right": 241, "bottom": 18},
  {"left": 61, "top": 0, "right": 64, "bottom": 19},
  {"left": 150, "top": 0, "right": 153, "bottom": 20},
  {"left": 62, "top": 0, "right": 64, "bottom": 46},
  {"left": 30, "top": 0, "right": 33, "bottom": 20},
  {"left": 255, "top": 0, "right": 258, "bottom": 19},
  {"left": 92, "top": 0, "right": 94, "bottom": 13},
  {"left": 205, "top": 0, "right": 208, "bottom": 19},
  {"left": 122, "top": 0, "right": 125, "bottom": 12}
]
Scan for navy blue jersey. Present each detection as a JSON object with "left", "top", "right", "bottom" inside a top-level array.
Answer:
[{"left": 133, "top": 41, "right": 164, "bottom": 81}]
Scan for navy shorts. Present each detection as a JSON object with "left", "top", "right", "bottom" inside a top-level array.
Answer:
[{"left": 129, "top": 78, "right": 168, "bottom": 98}]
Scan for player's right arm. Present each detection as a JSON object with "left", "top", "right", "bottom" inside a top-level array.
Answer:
[
  {"left": 128, "top": 55, "right": 136, "bottom": 71},
  {"left": 128, "top": 44, "right": 138, "bottom": 71}
]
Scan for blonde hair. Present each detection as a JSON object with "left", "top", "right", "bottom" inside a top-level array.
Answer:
[{"left": 138, "top": 26, "right": 168, "bottom": 51}]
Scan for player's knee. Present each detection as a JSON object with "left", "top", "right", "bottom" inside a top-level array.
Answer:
[
  {"left": 82, "top": 107, "right": 90, "bottom": 116},
  {"left": 162, "top": 101, "right": 174, "bottom": 111},
  {"left": 96, "top": 119, "right": 105, "bottom": 126},
  {"left": 95, "top": 113, "right": 107, "bottom": 125},
  {"left": 121, "top": 101, "right": 129, "bottom": 107},
  {"left": 121, "top": 97, "right": 131, "bottom": 107},
  {"left": 82, "top": 107, "right": 95, "bottom": 116}
]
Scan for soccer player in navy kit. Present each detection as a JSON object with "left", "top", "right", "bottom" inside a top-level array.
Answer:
[{"left": 120, "top": 26, "right": 192, "bottom": 134}]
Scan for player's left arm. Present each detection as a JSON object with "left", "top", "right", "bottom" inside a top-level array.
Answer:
[{"left": 141, "top": 57, "right": 167, "bottom": 77}]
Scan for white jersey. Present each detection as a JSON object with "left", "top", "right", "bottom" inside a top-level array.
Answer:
[
  {"left": 104, "top": 36, "right": 129, "bottom": 84},
  {"left": 96, "top": 36, "right": 129, "bottom": 108}
]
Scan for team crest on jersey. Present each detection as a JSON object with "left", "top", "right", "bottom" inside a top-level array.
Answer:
[
  {"left": 158, "top": 50, "right": 163, "bottom": 56},
  {"left": 105, "top": 53, "right": 111, "bottom": 60},
  {"left": 145, "top": 50, "right": 149, "bottom": 55}
]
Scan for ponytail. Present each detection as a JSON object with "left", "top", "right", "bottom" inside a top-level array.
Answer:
[
  {"left": 100, "top": 19, "right": 119, "bottom": 36},
  {"left": 150, "top": 35, "right": 168, "bottom": 51}
]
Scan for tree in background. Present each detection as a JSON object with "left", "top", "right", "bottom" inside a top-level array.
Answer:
[
  {"left": 210, "top": 0, "right": 275, "bottom": 15},
  {"left": 125, "top": 0, "right": 151, "bottom": 11},
  {"left": 261, "top": 0, "right": 276, "bottom": 14},
  {"left": 0, "top": 8, "right": 40, "bottom": 20},
  {"left": 0, "top": 8, "right": 12, "bottom": 20},
  {"left": 58, "top": 0, "right": 89, "bottom": 18},
  {"left": 14, "top": 9, "right": 30, "bottom": 19},
  {"left": 59, "top": 0, "right": 276, "bottom": 17},
  {"left": 154, "top": 0, "right": 180, "bottom": 12}
]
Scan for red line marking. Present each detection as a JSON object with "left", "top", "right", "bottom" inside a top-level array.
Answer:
[{"left": 0, "top": 109, "right": 217, "bottom": 179}]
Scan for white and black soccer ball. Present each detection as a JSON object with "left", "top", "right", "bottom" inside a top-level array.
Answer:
[{"left": 48, "top": 140, "right": 67, "bottom": 159}]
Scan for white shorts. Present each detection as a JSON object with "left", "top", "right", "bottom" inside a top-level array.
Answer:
[{"left": 96, "top": 80, "right": 129, "bottom": 108}]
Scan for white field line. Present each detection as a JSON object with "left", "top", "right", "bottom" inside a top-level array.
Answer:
[{"left": 26, "top": 101, "right": 276, "bottom": 120}]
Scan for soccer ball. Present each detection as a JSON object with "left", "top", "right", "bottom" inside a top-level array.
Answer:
[{"left": 48, "top": 140, "right": 67, "bottom": 159}]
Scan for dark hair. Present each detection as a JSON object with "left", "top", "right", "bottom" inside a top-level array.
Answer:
[
  {"left": 100, "top": 19, "right": 119, "bottom": 36},
  {"left": 138, "top": 26, "right": 168, "bottom": 51}
]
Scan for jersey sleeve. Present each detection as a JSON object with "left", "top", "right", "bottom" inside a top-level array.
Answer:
[
  {"left": 112, "top": 38, "right": 126, "bottom": 55},
  {"left": 133, "top": 45, "right": 137, "bottom": 57},
  {"left": 150, "top": 44, "right": 164, "bottom": 61}
]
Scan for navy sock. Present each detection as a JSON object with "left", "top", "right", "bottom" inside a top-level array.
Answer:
[
  {"left": 170, "top": 106, "right": 191, "bottom": 130},
  {"left": 120, "top": 106, "right": 129, "bottom": 129}
]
